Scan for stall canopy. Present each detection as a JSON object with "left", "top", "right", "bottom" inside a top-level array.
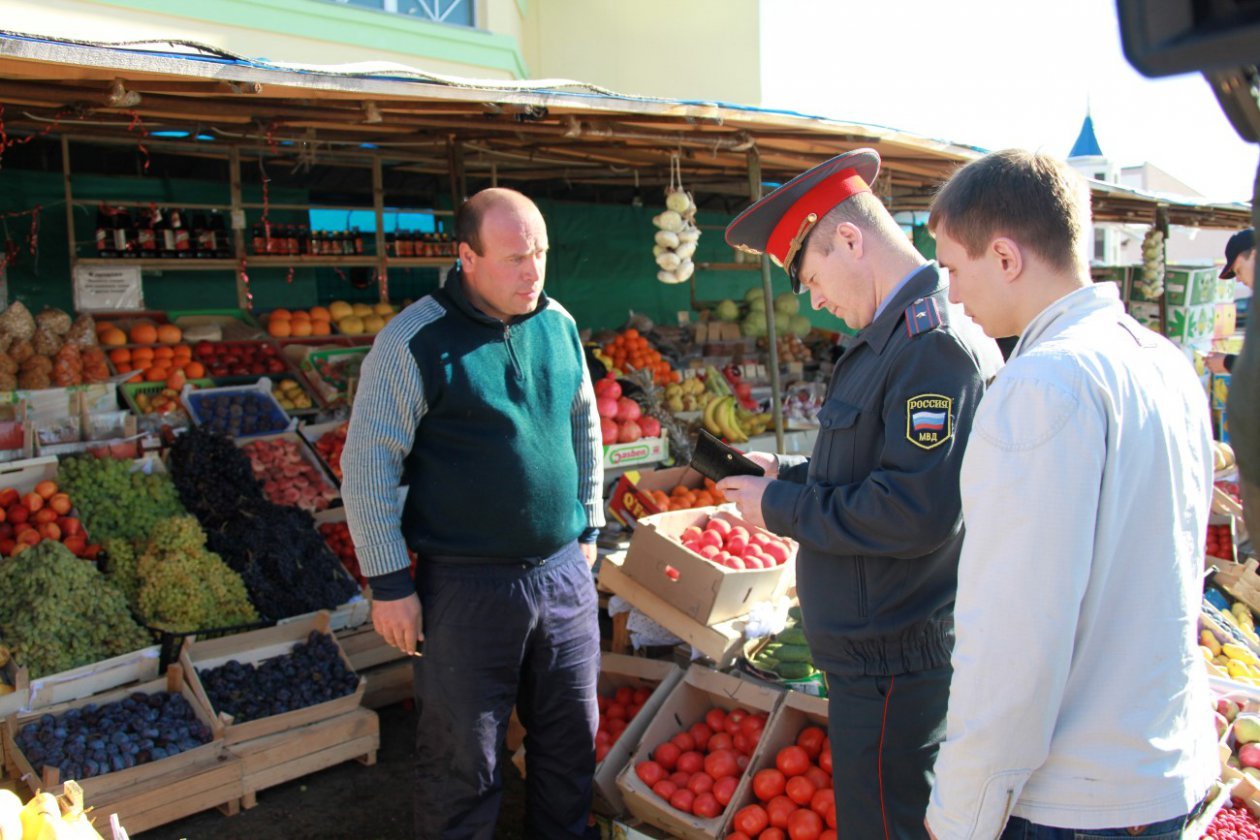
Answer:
[{"left": 0, "top": 29, "right": 1251, "bottom": 227}]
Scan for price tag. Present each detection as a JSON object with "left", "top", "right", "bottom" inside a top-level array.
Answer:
[{"left": 73, "top": 265, "right": 144, "bottom": 311}]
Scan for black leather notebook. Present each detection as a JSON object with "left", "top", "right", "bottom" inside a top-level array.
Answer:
[{"left": 690, "top": 429, "right": 766, "bottom": 482}]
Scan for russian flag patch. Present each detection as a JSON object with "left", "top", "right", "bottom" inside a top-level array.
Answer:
[{"left": 906, "top": 394, "right": 953, "bottom": 450}]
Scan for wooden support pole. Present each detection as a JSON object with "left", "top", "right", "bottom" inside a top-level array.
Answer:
[
  {"left": 749, "top": 150, "right": 786, "bottom": 453},
  {"left": 372, "top": 155, "right": 388, "bottom": 304},
  {"left": 229, "top": 146, "right": 247, "bottom": 310}
]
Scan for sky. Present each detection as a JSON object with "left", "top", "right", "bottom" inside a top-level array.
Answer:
[{"left": 759, "top": 0, "right": 1258, "bottom": 204}]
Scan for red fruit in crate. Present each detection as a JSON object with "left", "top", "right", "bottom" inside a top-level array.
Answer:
[
  {"left": 7, "top": 505, "right": 27, "bottom": 525},
  {"left": 713, "top": 774, "right": 738, "bottom": 806},
  {"left": 639, "top": 416, "right": 661, "bottom": 437},
  {"left": 651, "top": 780, "right": 677, "bottom": 801},
  {"left": 692, "top": 791, "right": 721, "bottom": 819},
  {"left": 676, "top": 750, "right": 704, "bottom": 775},
  {"left": 733, "top": 804, "right": 770, "bottom": 836},
  {"left": 635, "top": 761, "right": 665, "bottom": 787},
  {"left": 668, "top": 788, "right": 694, "bottom": 814},
  {"left": 787, "top": 808, "right": 824, "bottom": 839},
  {"left": 685, "top": 772, "right": 713, "bottom": 795},
  {"left": 704, "top": 749, "right": 739, "bottom": 781},
  {"left": 600, "top": 418, "right": 619, "bottom": 445},
  {"left": 614, "top": 686, "right": 635, "bottom": 706},
  {"left": 633, "top": 687, "right": 651, "bottom": 706},
  {"left": 594, "top": 742, "right": 610, "bottom": 763},
  {"left": 671, "top": 731, "right": 696, "bottom": 753},
  {"left": 22, "top": 493, "right": 43, "bottom": 512},
  {"left": 17, "top": 529, "right": 40, "bottom": 546},
  {"left": 699, "top": 544, "right": 720, "bottom": 560},
  {"left": 705, "top": 708, "right": 728, "bottom": 733},
  {"left": 766, "top": 795, "right": 796, "bottom": 828},
  {"left": 725, "top": 708, "right": 748, "bottom": 732},
  {"left": 707, "top": 731, "right": 734, "bottom": 752},
  {"left": 606, "top": 702, "right": 627, "bottom": 721},
  {"left": 48, "top": 493, "right": 72, "bottom": 515},
  {"left": 688, "top": 722, "right": 712, "bottom": 751},
  {"left": 754, "top": 768, "right": 787, "bottom": 800},
  {"left": 0, "top": 488, "right": 17, "bottom": 508},
  {"left": 33, "top": 509, "right": 57, "bottom": 525},
  {"left": 596, "top": 397, "right": 619, "bottom": 419},
  {"left": 819, "top": 738, "right": 832, "bottom": 774},
  {"left": 725, "top": 535, "right": 749, "bottom": 556},
  {"left": 617, "top": 419, "right": 642, "bottom": 444},
  {"left": 763, "top": 541, "right": 789, "bottom": 566},
  {"left": 707, "top": 517, "right": 732, "bottom": 537},
  {"left": 0, "top": 539, "right": 14, "bottom": 557},
  {"left": 615, "top": 397, "right": 641, "bottom": 423},
  {"left": 594, "top": 376, "right": 621, "bottom": 401},
  {"left": 810, "top": 787, "right": 835, "bottom": 818},
  {"left": 777, "top": 745, "right": 811, "bottom": 778},
  {"left": 654, "top": 741, "right": 681, "bottom": 771},
  {"left": 797, "top": 726, "right": 826, "bottom": 759},
  {"left": 741, "top": 713, "right": 767, "bottom": 738},
  {"left": 804, "top": 766, "right": 830, "bottom": 792},
  {"left": 786, "top": 775, "right": 818, "bottom": 806},
  {"left": 668, "top": 770, "right": 690, "bottom": 788}
]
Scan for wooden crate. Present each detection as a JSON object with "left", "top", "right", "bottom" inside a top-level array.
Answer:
[
  {"left": 181, "top": 611, "right": 365, "bottom": 746},
  {"left": 360, "top": 659, "right": 413, "bottom": 710},
  {"left": 230, "top": 706, "right": 378, "bottom": 809},
  {"left": 335, "top": 623, "right": 409, "bottom": 672},
  {"left": 3, "top": 665, "right": 226, "bottom": 802}
]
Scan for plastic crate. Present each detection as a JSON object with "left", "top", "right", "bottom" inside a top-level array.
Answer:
[
  {"left": 122, "top": 378, "right": 215, "bottom": 415},
  {"left": 181, "top": 378, "right": 297, "bottom": 439}
]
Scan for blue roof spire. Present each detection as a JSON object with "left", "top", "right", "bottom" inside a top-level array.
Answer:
[{"left": 1069, "top": 111, "right": 1103, "bottom": 159}]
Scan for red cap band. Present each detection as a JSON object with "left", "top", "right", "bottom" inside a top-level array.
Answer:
[{"left": 764, "top": 169, "right": 871, "bottom": 268}]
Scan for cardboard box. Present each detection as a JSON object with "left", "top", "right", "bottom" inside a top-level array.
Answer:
[
  {"left": 723, "top": 691, "right": 830, "bottom": 825},
  {"left": 1164, "top": 302, "right": 1217, "bottom": 347},
  {"left": 615, "top": 665, "right": 782, "bottom": 840},
  {"left": 1127, "top": 300, "right": 1161, "bottom": 330},
  {"left": 1214, "top": 373, "right": 1232, "bottom": 411},
  {"left": 604, "top": 435, "right": 668, "bottom": 470},
  {"left": 1166, "top": 266, "right": 1219, "bottom": 306},
  {"left": 621, "top": 509, "right": 795, "bottom": 625},
  {"left": 1217, "top": 277, "right": 1239, "bottom": 305},
  {"left": 1217, "top": 303, "right": 1238, "bottom": 338},
  {"left": 598, "top": 554, "right": 747, "bottom": 668},
  {"left": 594, "top": 654, "right": 685, "bottom": 816},
  {"left": 607, "top": 466, "right": 710, "bottom": 529}
]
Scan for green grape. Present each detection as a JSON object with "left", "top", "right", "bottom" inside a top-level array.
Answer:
[
  {"left": 0, "top": 541, "right": 150, "bottom": 678},
  {"left": 57, "top": 456, "right": 186, "bottom": 544},
  {"left": 133, "top": 516, "right": 259, "bottom": 632}
]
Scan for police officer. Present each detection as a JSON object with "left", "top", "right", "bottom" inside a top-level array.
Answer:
[{"left": 718, "top": 150, "right": 1002, "bottom": 838}]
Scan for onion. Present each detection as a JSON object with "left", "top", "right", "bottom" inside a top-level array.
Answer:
[
  {"left": 677, "top": 227, "right": 701, "bottom": 244},
  {"left": 657, "top": 251, "right": 682, "bottom": 271},
  {"left": 666, "top": 190, "right": 690, "bottom": 213},
  {"left": 656, "top": 210, "right": 685, "bottom": 232},
  {"left": 658, "top": 270, "right": 681, "bottom": 284},
  {"left": 675, "top": 259, "right": 695, "bottom": 282},
  {"left": 675, "top": 241, "right": 697, "bottom": 260},
  {"left": 654, "top": 230, "right": 680, "bottom": 249}
]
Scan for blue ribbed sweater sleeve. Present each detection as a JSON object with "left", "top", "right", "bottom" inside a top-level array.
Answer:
[{"left": 340, "top": 300, "right": 439, "bottom": 589}]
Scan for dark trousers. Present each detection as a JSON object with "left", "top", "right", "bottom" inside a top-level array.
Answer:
[
  {"left": 411, "top": 542, "right": 600, "bottom": 840},
  {"left": 825, "top": 666, "right": 951, "bottom": 840},
  {"left": 999, "top": 813, "right": 1191, "bottom": 839}
]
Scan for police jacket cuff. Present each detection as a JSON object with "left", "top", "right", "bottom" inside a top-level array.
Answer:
[
  {"left": 368, "top": 569, "right": 416, "bottom": 602},
  {"left": 579, "top": 526, "right": 600, "bottom": 544},
  {"left": 762, "top": 479, "right": 804, "bottom": 538}
]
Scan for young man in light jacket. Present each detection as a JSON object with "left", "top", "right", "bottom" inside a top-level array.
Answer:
[{"left": 924, "top": 149, "right": 1218, "bottom": 839}]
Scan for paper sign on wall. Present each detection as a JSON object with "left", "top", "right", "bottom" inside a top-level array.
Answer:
[{"left": 73, "top": 265, "right": 144, "bottom": 311}]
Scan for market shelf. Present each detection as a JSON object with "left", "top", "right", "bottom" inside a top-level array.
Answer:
[
  {"left": 246, "top": 255, "right": 378, "bottom": 267},
  {"left": 74, "top": 258, "right": 237, "bottom": 270},
  {"left": 384, "top": 257, "right": 455, "bottom": 268}
]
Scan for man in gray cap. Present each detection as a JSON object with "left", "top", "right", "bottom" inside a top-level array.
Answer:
[{"left": 719, "top": 150, "right": 1002, "bottom": 837}]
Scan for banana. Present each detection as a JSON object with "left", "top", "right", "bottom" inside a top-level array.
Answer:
[
  {"left": 717, "top": 397, "right": 749, "bottom": 443},
  {"left": 1225, "top": 643, "right": 1260, "bottom": 666},
  {"left": 703, "top": 393, "right": 726, "bottom": 437}
]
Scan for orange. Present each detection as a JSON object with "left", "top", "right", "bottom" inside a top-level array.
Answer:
[
  {"left": 95, "top": 320, "right": 114, "bottom": 336},
  {"left": 310, "top": 320, "right": 331, "bottom": 337},
  {"left": 182, "top": 361, "right": 205, "bottom": 378},
  {"left": 114, "top": 362, "right": 132, "bottom": 374},
  {"left": 289, "top": 320, "right": 313, "bottom": 338},
  {"left": 131, "top": 347, "right": 154, "bottom": 363},
  {"left": 165, "top": 369, "right": 187, "bottom": 391},
  {"left": 153, "top": 346, "right": 174, "bottom": 360},
  {"left": 100, "top": 327, "right": 127, "bottom": 347},
  {"left": 172, "top": 343, "right": 192, "bottom": 358},
  {"left": 127, "top": 372, "right": 143, "bottom": 384},
  {"left": 268, "top": 319, "right": 292, "bottom": 338},
  {"left": 290, "top": 310, "right": 311, "bottom": 322},
  {"left": 309, "top": 306, "right": 331, "bottom": 322},
  {"left": 130, "top": 323, "right": 158, "bottom": 345},
  {"left": 156, "top": 324, "right": 182, "bottom": 344},
  {"left": 144, "top": 365, "right": 169, "bottom": 382},
  {"left": 108, "top": 348, "right": 131, "bottom": 365},
  {"left": 270, "top": 308, "right": 293, "bottom": 321}
]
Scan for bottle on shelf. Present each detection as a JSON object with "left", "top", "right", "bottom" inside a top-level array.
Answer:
[
  {"left": 136, "top": 207, "right": 157, "bottom": 255},
  {"left": 94, "top": 210, "right": 114, "bottom": 258},
  {"left": 352, "top": 227, "right": 364, "bottom": 256},
  {"left": 113, "top": 209, "right": 136, "bottom": 257},
  {"left": 210, "top": 211, "right": 230, "bottom": 259},
  {"left": 171, "top": 210, "right": 192, "bottom": 257},
  {"left": 297, "top": 225, "right": 311, "bottom": 256},
  {"left": 192, "top": 213, "right": 213, "bottom": 259},
  {"left": 158, "top": 209, "right": 177, "bottom": 258},
  {"left": 385, "top": 231, "right": 397, "bottom": 258}
]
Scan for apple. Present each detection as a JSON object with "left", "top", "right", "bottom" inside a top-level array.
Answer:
[
  {"left": 1217, "top": 711, "right": 1231, "bottom": 739},
  {"left": 698, "top": 530, "right": 723, "bottom": 550},
  {"left": 1240, "top": 742, "right": 1260, "bottom": 769},
  {"left": 725, "top": 535, "right": 748, "bottom": 556},
  {"left": 1220, "top": 698, "right": 1243, "bottom": 723},
  {"left": 681, "top": 526, "right": 704, "bottom": 541},
  {"left": 762, "top": 541, "right": 789, "bottom": 566},
  {"left": 707, "top": 518, "right": 732, "bottom": 538},
  {"left": 1236, "top": 712, "right": 1260, "bottom": 745},
  {"left": 699, "top": 545, "right": 720, "bottom": 559}
]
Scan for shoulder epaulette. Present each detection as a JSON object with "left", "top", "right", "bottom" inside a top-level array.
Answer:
[{"left": 904, "top": 297, "right": 942, "bottom": 338}]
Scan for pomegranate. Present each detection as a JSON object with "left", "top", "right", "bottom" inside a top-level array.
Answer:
[
  {"left": 597, "top": 397, "right": 620, "bottom": 419},
  {"left": 639, "top": 416, "right": 661, "bottom": 437},
  {"left": 594, "top": 376, "right": 622, "bottom": 401},
  {"left": 617, "top": 419, "right": 643, "bottom": 443},
  {"left": 615, "top": 397, "right": 642, "bottom": 423},
  {"left": 601, "top": 417, "right": 620, "bottom": 445}
]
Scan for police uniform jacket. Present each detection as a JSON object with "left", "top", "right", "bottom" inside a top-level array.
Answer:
[{"left": 762, "top": 263, "right": 1002, "bottom": 677}]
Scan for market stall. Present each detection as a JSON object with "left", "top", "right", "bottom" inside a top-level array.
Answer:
[{"left": 0, "top": 30, "right": 1255, "bottom": 839}]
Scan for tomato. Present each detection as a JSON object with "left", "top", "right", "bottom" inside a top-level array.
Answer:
[
  {"left": 733, "top": 804, "right": 770, "bottom": 836},
  {"left": 759, "top": 829, "right": 787, "bottom": 840},
  {"left": 595, "top": 742, "right": 610, "bottom": 763},
  {"left": 709, "top": 731, "right": 735, "bottom": 752},
  {"left": 687, "top": 772, "right": 715, "bottom": 795},
  {"left": 796, "top": 726, "right": 826, "bottom": 759},
  {"left": 652, "top": 780, "right": 678, "bottom": 800},
  {"left": 672, "top": 731, "right": 697, "bottom": 753},
  {"left": 669, "top": 770, "right": 691, "bottom": 788},
  {"left": 690, "top": 722, "right": 714, "bottom": 751},
  {"left": 706, "top": 707, "right": 729, "bottom": 734},
  {"left": 809, "top": 788, "right": 834, "bottom": 818},
  {"left": 753, "top": 768, "right": 787, "bottom": 800},
  {"left": 636, "top": 761, "right": 665, "bottom": 787},
  {"left": 677, "top": 750, "right": 705, "bottom": 775},
  {"left": 654, "top": 741, "right": 681, "bottom": 771},
  {"left": 615, "top": 685, "right": 635, "bottom": 706},
  {"left": 733, "top": 731, "right": 754, "bottom": 756},
  {"left": 607, "top": 702, "right": 627, "bottom": 720},
  {"left": 787, "top": 808, "right": 823, "bottom": 840},
  {"left": 818, "top": 738, "right": 832, "bottom": 774},
  {"left": 595, "top": 729, "right": 611, "bottom": 745},
  {"left": 705, "top": 749, "right": 740, "bottom": 780},
  {"left": 597, "top": 694, "right": 610, "bottom": 713},
  {"left": 804, "top": 766, "right": 831, "bottom": 792},
  {"left": 726, "top": 708, "right": 749, "bottom": 733},
  {"left": 777, "top": 745, "right": 811, "bottom": 778},
  {"left": 633, "top": 686, "right": 651, "bottom": 706},
  {"left": 628, "top": 703, "right": 643, "bottom": 720},
  {"left": 819, "top": 831, "right": 836, "bottom": 840},
  {"left": 767, "top": 794, "right": 797, "bottom": 828},
  {"left": 713, "top": 774, "right": 738, "bottom": 806},
  {"left": 740, "top": 714, "right": 767, "bottom": 738},
  {"left": 693, "top": 791, "right": 722, "bottom": 819},
  {"left": 729, "top": 834, "right": 753, "bottom": 840},
  {"left": 669, "top": 788, "right": 695, "bottom": 814},
  {"left": 736, "top": 754, "right": 750, "bottom": 772},
  {"left": 610, "top": 718, "right": 629, "bottom": 735},
  {"left": 786, "top": 775, "right": 817, "bottom": 806}
]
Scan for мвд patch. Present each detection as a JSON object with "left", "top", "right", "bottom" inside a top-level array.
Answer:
[{"left": 906, "top": 394, "right": 953, "bottom": 450}]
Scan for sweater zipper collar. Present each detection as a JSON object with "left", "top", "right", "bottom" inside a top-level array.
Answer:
[{"left": 445, "top": 263, "right": 551, "bottom": 328}]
